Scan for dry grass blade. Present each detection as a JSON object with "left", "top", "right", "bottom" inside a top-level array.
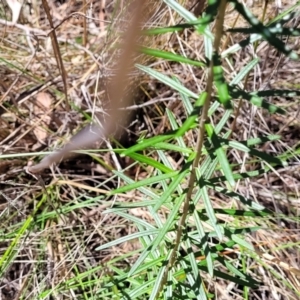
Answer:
[
  {"left": 28, "top": 0, "right": 144, "bottom": 174},
  {"left": 41, "top": 0, "right": 70, "bottom": 111}
]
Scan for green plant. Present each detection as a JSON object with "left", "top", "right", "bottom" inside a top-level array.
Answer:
[{"left": 95, "top": 0, "right": 300, "bottom": 299}]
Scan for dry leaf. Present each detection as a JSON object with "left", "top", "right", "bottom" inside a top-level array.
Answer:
[{"left": 262, "top": 252, "right": 300, "bottom": 277}]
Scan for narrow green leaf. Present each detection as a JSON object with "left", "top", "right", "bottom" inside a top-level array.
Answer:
[
  {"left": 152, "top": 193, "right": 185, "bottom": 249},
  {"left": 207, "top": 181, "right": 267, "bottom": 210},
  {"left": 213, "top": 53, "right": 232, "bottom": 108},
  {"left": 96, "top": 229, "right": 159, "bottom": 251},
  {"left": 111, "top": 171, "right": 179, "bottom": 195},
  {"left": 154, "top": 169, "right": 189, "bottom": 211},
  {"left": 206, "top": 124, "right": 235, "bottom": 187},
  {"left": 227, "top": 140, "right": 250, "bottom": 153},
  {"left": 229, "top": 86, "right": 286, "bottom": 114},
  {"left": 149, "top": 250, "right": 173, "bottom": 300},
  {"left": 228, "top": 26, "right": 300, "bottom": 37},
  {"left": 257, "top": 89, "right": 300, "bottom": 98},
  {"left": 163, "top": 0, "right": 214, "bottom": 38},
  {"left": 129, "top": 245, "right": 155, "bottom": 277},
  {"left": 244, "top": 135, "right": 281, "bottom": 146},
  {"left": 127, "top": 152, "right": 174, "bottom": 173},
  {"left": 143, "top": 24, "right": 193, "bottom": 35},
  {"left": 231, "top": 0, "right": 298, "bottom": 59},
  {"left": 176, "top": 92, "right": 207, "bottom": 137},
  {"left": 122, "top": 93, "right": 206, "bottom": 157},
  {"left": 208, "top": 208, "right": 272, "bottom": 217},
  {"left": 140, "top": 47, "right": 205, "bottom": 67},
  {"left": 121, "top": 134, "right": 173, "bottom": 156},
  {"left": 136, "top": 64, "right": 198, "bottom": 99},
  {"left": 129, "top": 194, "right": 185, "bottom": 276},
  {"left": 154, "top": 142, "right": 193, "bottom": 154},
  {"left": 223, "top": 259, "right": 247, "bottom": 279},
  {"left": 229, "top": 58, "right": 259, "bottom": 86},
  {"left": 199, "top": 183, "right": 224, "bottom": 240},
  {"left": 180, "top": 258, "right": 207, "bottom": 300},
  {"left": 232, "top": 234, "right": 255, "bottom": 251},
  {"left": 198, "top": 266, "right": 260, "bottom": 288},
  {"left": 112, "top": 211, "right": 156, "bottom": 230}
]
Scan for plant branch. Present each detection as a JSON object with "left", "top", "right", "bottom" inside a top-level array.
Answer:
[{"left": 155, "top": 0, "right": 228, "bottom": 297}]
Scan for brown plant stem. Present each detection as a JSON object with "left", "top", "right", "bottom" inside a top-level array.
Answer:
[{"left": 155, "top": 0, "right": 228, "bottom": 297}]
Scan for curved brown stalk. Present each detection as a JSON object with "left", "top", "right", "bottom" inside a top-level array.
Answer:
[{"left": 28, "top": 0, "right": 144, "bottom": 174}]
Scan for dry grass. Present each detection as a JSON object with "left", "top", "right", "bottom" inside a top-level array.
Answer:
[{"left": 0, "top": 0, "right": 300, "bottom": 299}]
